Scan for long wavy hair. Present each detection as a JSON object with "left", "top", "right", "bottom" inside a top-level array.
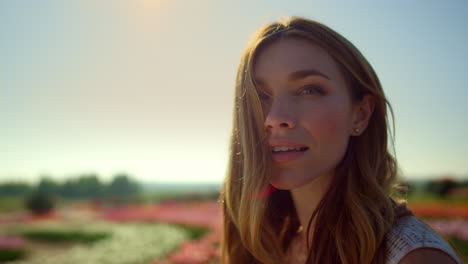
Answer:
[{"left": 220, "top": 17, "right": 410, "bottom": 264}]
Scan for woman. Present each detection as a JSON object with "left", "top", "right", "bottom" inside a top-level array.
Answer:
[{"left": 220, "top": 17, "right": 462, "bottom": 264}]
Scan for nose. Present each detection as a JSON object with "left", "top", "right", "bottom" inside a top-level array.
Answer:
[{"left": 264, "top": 99, "right": 296, "bottom": 130}]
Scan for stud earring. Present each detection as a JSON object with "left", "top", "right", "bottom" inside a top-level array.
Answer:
[{"left": 354, "top": 128, "right": 360, "bottom": 134}]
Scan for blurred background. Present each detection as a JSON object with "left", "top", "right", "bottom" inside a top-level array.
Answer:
[{"left": 1, "top": 0, "right": 467, "bottom": 263}]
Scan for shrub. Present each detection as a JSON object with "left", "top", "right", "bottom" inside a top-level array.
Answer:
[
  {"left": 176, "top": 225, "right": 209, "bottom": 240},
  {"left": 425, "top": 178, "right": 458, "bottom": 197},
  {"left": 0, "top": 248, "right": 27, "bottom": 261},
  {"left": 25, "top": 192, "right": 55, "bottom": 215},
  {"left": 22, "top": 230, "right": 110, "bottom": 244}
]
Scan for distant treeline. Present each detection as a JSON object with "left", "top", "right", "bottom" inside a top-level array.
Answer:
[
  {"left": 405, "top": 177, "right": 468, "bottom": 198},
  {"left": 0, "top": 173, "right": 140, "bottom": 199},
  {"left": 1, "top": 175, "right": 467, "bottom": 200}
]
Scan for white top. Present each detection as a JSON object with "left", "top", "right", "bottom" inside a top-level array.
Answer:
[{"left": 386, "top": 215, "right": 462, "bottom": 264}]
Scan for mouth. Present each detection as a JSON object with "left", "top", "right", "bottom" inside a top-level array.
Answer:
[
  {"left": 271, "top": 146, "right": 309, "bottom": 153},
  {"left": 270, "top": 146, "right": 309, "bottom": 163}
]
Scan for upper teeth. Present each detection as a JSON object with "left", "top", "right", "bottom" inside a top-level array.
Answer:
[{"left": 272, "top": 146, "right": 304, "bottom": 152}]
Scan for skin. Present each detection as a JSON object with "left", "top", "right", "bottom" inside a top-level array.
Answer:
[
  {"left": 253, "top": 38, "right": 458, "bottom": 264},
  {"left": 399, "top": 248, "right": 458, "bottom": 264},
  {"left": 255, "top": 38, "right": 358, "bottom": 191},
  {"left": 253, "top": 37, "right": 374, "bottom": 258}
]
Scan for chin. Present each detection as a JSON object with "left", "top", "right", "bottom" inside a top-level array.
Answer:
[
  {"left": 269, "top": 169, "right": 325, "bottom": 190},
  {"left": 269, "top": 180, "right": 295, "bottom": 190},
  {"left": 269, "top": 174, "right": 307, "bottom": 190}
]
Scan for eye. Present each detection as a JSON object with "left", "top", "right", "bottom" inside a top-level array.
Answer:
[
  {"left": 257, "top": 89, "right": 271, "bottom": 101},
  {"left": 300, "top": 85, "right": 325, "bottom": 95}
]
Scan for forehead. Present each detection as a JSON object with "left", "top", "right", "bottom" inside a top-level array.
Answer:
[{"left": 253, "top": 37, "right": 342, "bottom": 83}]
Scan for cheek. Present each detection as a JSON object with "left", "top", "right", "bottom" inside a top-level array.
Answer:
[
  {"left": 322, "top": 110, "right": 349, "bottom": 137},
  {"left": 304, "top": 102, "right": 351, "bottom": 150}
]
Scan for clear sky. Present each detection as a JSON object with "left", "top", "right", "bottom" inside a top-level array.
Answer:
[{"left": 1, "top": 0, "right": 467, "bottom": 183}]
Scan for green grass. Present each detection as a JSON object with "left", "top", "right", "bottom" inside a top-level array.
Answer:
[
  {"left": 406, "top": 192, "right": 468, "bottom": 205},
  {"left": 448, "top": 237, "right": 468, "bottom": 263},
  {"left": 0, "top": 248, "right": 27, "bottom": 261},
  {"left": 0, "top": 197, "right": 25, "bottom": 213},
  {"left": 176, "top": 224, "right": 209, "bottom": 240},
  {"left": 21, "top": 230, "right": 110, "bottom": 244},
  {"left": 138, "top": 190, "right": 220, "bottom": 203}
]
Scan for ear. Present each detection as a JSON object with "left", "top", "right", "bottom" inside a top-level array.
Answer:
[{"left": 351, "top": 94, "right": 375, "bottom": 136}]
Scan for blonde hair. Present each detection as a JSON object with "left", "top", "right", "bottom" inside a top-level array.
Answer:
[{"left": 221, "top": 17, "right": 408, "bottom": 264}]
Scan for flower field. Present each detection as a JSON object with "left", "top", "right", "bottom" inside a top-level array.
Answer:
[
  {"left": 1, "top": 197, "right": 467, "bottom": 263},
  {"left": 1, "top": 221, "right": 190, "bottom": 264},
  {"left": 100, "top": 201, "right": 222, "bottom": 264},
  {"left": 408, "top": 201, "right": 468, "bottom": 262},
  {"left": 0, "top": 201, "right": 222, "bottom": 264},
  {"left": 409, "top": 203, "right": 468, "bottom": 219}
]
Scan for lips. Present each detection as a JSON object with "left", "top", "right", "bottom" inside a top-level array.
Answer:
[
  {"left": 272, "top": 146, "right": 309, "bottom": 153},
  {"left": 269, "top": 139, "right": 309, "bottom": 163}
]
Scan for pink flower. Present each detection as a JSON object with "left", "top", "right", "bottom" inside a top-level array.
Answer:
[
  {"left": 0, "top": 236, "right": 25, "bottom": 249},
  {"left": 425, "top": 219, "right": 468, "bottom": 241},
  {"left": 168, "top": 241, "right": 218, "bottom": 264}
]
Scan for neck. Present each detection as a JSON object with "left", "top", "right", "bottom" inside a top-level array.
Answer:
[{"left": 290, "top": 173, "right": 332, "bottom": 245}]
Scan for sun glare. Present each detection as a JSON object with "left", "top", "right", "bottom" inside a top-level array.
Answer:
[
  {"left": 122, "top": 0, "right": 171, "bottom": 25},
  {"left": 133, "top": 0, "right": 166, "bottom": 10}
]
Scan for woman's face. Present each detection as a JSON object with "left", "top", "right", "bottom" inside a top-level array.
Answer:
[{"left": 253, "top": 37, "right": 364, "bottom": 190}]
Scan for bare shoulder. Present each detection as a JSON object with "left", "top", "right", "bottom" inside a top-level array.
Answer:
[{"left": 399, "top": 248, "right": 458, "bottom": 264}]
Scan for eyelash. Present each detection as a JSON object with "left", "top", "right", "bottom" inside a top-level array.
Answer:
[
  {"left": 300, "top": 85, "right": 325, "bottom": 95},
  {"left": 257, "top": 90, "right": 270, "bottom": 100},
  {"left": 257, "top": 85, "right": 325, "bottom": 100}
]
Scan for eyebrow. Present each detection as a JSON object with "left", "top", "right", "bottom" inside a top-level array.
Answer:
[
  {"left": 288, "top": 69, "right": 331, "bottom": 81},
  {"left": 255, "top": 68, "right": 331, "bottom": 86}
]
